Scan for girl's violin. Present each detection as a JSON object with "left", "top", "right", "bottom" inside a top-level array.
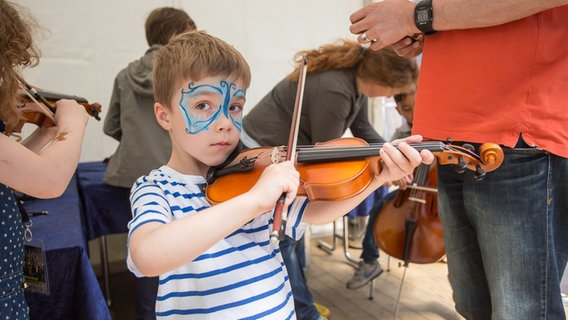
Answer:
[
  {"left": 205, "top": 137, "right": 504, "bottom": 204},
  {"left": 11, "top": 77, "right": 102, "bottom": 135}
]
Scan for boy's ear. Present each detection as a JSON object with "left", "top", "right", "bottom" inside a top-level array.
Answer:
[{"left": 155, "top": 102, "right": 172, "bottom": 130}]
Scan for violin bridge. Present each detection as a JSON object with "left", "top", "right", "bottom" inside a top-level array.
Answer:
[{"left": 270, "top": 147, "right": 281, "bottom": 164}]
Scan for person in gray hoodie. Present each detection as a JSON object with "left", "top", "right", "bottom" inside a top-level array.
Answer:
[{"left": 102, "top": 7, "right": 196, "bottom": 320}]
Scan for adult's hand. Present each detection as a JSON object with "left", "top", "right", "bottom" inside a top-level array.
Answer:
[
  {"left": 391, "top": 34, "right": 424, "bottom": 58},
  {"left": 349, "top": 0, "right": 418, "bottom": 51}
]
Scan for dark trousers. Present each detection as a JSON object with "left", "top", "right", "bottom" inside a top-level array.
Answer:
[
  {"left": 279, "top": 236, "right": 320, "bottom": 320},
  {"left": 135, "top": 276, "right": 158, "bottom": 320}
]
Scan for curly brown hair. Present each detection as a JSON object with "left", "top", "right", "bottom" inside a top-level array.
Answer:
[
  {"left": 288, "top": 40, "right": 417, "bottom": 90},
  {"left": 0, "top": 0, "right": 40, "bottom": 134}
]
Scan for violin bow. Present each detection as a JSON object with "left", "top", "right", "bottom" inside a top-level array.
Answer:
[
  {"left": 270, "top": 55, "right": 308, "bottom": 246},
  {"left": 16, "top": 75, "right": 57, "bottom": 123}
]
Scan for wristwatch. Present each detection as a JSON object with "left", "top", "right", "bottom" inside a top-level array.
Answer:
[{"left": 414, "top": 0, "right": 436, "bottom": 35}]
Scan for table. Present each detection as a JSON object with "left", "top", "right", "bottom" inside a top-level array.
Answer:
[
  {"left": 23, "top": 174, "right": 111, "bottom": 320},
  {"left": 76, "top": 161, "right": 131, "bottom": 240},
  {"left": 75, "top": 161, "right": 132, "bottom": 307}
]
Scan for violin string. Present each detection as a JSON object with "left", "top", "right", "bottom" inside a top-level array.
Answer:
[
  {"left": 292, "top": 141, "right": 488, "bottom": 170},
  {"left": 294, "top": 142, "right": 448, "bottom": 156},
  {"left": 443, "top": 145, "right": 482, "bottom": 160},
  {"left": 293, "top": 141, "right": 447, "bottom": 152},
  {"left": 409, "top": 164, "right": 425, "bottom": 201}
]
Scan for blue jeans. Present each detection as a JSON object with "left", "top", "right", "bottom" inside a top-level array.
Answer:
[
  {"left": 361, "top": 189, "right": 397, "bottom": 263},
  {"left": 279, "top": 235, "right": 320, "bottom": 320},
  {"left": 437, "top": 140, "right": 568, "bottom": 319}
]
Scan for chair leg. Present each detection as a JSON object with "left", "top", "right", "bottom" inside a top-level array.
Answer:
[
  {"left": 341, "top": 215, "right": 359, "bottom": 266},
  {"left": 317, "top": 219, "right": 338, "bottom": 253},
  {"left": 99, "top": 235, "right": 112, "bottom": 308},
  {"left": 317, "top": 216, "right": 359, "bottom": 267}
]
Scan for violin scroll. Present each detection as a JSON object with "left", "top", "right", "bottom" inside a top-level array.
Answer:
[
  {"left": 435, "top": 142, "right": 504, "bottom": 180},
  {"left": 478, "top": 143, "right": 504, "bottom": 171}
]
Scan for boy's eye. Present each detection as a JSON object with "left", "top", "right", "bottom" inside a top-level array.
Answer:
[
  {"left": 195, "top": 102, "right": 213, "bottom": 111},
  {"left": 229, "top": 104, "right": 243, "bottom": 113}
]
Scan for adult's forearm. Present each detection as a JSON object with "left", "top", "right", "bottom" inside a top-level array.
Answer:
[
  {"left": 351, "top": 0, "right": 568, "bottom": 51},
  {"left": 432, "top": 0, "right": 568, "bottom": 31}
]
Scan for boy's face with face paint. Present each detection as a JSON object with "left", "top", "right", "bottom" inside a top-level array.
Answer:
[{"left": 156, "top": 75, "right": 247, "bottom": 175}]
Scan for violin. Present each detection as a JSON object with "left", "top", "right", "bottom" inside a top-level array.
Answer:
[
  {"left": 10, "top": 77, "right": 102, "bottom": 135},
  {"left": 373, "top": 162, "right": 444, "bottom": 265},
  {"left": 205, "top": 137, "right": 504, "bottom": 204}
]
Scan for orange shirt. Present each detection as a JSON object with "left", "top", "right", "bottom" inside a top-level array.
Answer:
[{"left": 413, "top": 6, "right": 568, "bottom": 158}]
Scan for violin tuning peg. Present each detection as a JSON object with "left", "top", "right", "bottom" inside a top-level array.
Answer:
[
  {"left": 462, "top": 143, "right": 475, "bottom": 152},
  {"left": 474, "top": 165, "right": 486, "bottom": 181},
  {"left": 455, "top": 156, "right": 467, "bottom": 174}
]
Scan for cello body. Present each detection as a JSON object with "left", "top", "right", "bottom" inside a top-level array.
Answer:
[{"left": 373, "top": 162, "right": 445, "bottom": 264}]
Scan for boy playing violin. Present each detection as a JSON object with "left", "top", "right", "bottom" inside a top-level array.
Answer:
[{"left": 126, "top": 31, "right": 433, "bottom": 319}]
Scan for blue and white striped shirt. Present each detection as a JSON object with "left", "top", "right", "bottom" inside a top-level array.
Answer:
[{"left": 127, "top": 166, "right": 308, "bottom": 319}]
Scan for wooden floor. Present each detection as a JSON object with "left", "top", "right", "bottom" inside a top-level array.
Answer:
[{"left": 305, "top": 230, "right": 463, "bottom": 320}]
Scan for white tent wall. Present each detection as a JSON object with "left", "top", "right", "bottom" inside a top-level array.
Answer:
[{"left": 17, "top": 0, "right": 370, "bottom": 162}]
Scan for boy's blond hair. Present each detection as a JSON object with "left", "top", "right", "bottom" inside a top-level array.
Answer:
[{"left": 153, "top": 31, "right": 251, "bottom": 109}]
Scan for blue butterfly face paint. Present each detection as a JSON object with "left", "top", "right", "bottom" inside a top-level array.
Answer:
[{"left": 178, "top": 80, "right": 246, "bottom": 134}]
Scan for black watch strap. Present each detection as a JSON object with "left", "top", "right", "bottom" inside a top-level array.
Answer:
[{"left": 414, "top": 0, "right": 436, "bottom": 35}]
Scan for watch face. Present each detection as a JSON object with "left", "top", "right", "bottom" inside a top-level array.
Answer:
[{"left": 417, "top": 10, "right": 429, "bottom": 23}]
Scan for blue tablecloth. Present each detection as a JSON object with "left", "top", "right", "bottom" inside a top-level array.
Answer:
[
  {"left": 76, "top": 162, "right": 131, "bottom": 240},
  {"left": 23, "top": 175, "right": 111, "bottom": 320}
]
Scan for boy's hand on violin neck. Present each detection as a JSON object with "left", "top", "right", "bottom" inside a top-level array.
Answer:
[
  {"left": 375, "top": 139, "right": 434, "bottom": 184},
  {"left": 248, "top": 161, "right": 300, "bottom": 214},
  {"left": 392, "top": 134, "right": 435, "bottom": 166}
]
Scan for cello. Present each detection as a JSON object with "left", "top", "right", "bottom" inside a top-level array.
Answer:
[{"left": 373, "top": 161, "right": 443, "bottom": 265}]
